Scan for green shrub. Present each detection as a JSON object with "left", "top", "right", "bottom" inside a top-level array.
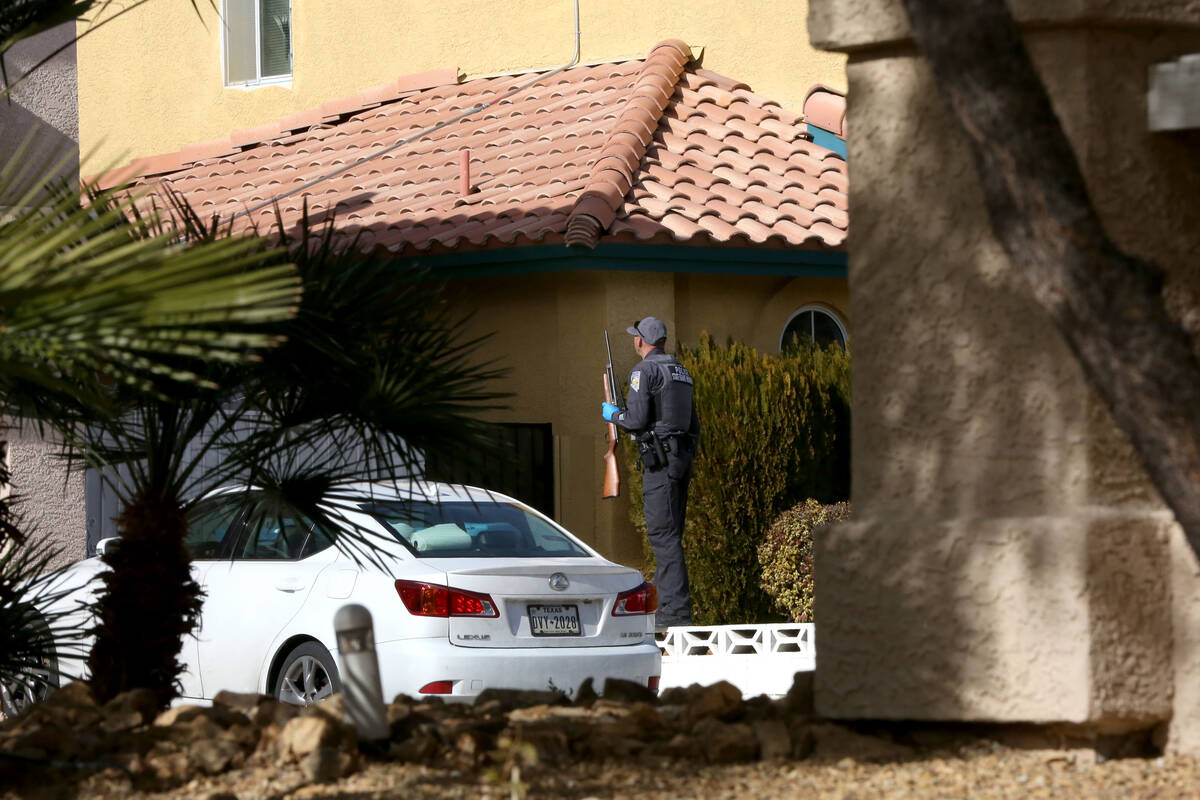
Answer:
[
  {"left": 758, "top": 499, "right": 851, "bottom": 622},
  {"left": 624, "top": 333, "right": 850, "bottom": 624}
]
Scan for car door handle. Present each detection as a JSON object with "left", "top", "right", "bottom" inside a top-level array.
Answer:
[{"left": 275, "top": 578, "right": 306, "bottom": 593}]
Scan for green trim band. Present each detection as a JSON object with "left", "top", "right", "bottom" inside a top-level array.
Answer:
[{"left": 401, "top": 243, "right": 848, "bottom": 279}]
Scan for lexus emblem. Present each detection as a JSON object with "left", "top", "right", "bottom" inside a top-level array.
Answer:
[{"left": 548, "top": 573, "right": 569, "bottom": 591}]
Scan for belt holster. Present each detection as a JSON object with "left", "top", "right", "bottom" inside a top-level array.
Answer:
[{"left": 635, "top": 431, "right": 667, "bottom": 471}]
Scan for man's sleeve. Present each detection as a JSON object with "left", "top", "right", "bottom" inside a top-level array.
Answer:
[{"left": 615, "top": 365, "right": 652, "bottom": 431}]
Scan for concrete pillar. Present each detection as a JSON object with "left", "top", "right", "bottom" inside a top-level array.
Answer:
[{"left": 809, "top": 0, "right": 1200, "bottom": 742}]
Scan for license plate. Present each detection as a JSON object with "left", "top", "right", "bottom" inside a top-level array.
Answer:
[{"left": 528, "top": 604, "right": 580, "bottom": 636}]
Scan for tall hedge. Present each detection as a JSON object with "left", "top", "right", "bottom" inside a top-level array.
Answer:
[{"left": 623, "top": 333, "right": 850, "bottom": 624}]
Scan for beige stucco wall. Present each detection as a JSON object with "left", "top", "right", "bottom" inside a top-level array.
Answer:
[
  {"left": 443, "top": 265, "right": 845, "bottom": 565},
  {"left": 75, "top": 0, "right": 846, "bottom": 170},
  {"left": 0, "top": 22, "right": 78, "bottom": 202},
  {"left": 5, "top": 429, "right": 86, "bottom": 570},
  {"left": 809, "top": 0, "right": 1200, "bottom": 743}
]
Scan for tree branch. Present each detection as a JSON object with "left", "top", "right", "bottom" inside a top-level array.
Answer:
[{"left": 900, "top": 0, "right": 1200, "bottom": 557}]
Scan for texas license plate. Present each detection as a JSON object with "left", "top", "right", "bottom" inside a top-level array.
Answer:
[{"left": 528, "top": 604, "right": 580, "bottom": 636}]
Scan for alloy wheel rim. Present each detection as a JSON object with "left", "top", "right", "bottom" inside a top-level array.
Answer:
[{"left": 278, "top": 654, "right": 333, "bottom": 706}]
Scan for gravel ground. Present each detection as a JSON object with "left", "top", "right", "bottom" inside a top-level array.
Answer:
[
  {"left": 22, "top": 736, "right": 1197, "bottom": 800},
  {"left": 7, "top": 681, "right": 1198, "bottom": 800}
]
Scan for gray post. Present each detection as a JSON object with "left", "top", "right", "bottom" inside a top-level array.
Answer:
[{"left": 333, "top": 603, "right": 388, "bottom": 741}]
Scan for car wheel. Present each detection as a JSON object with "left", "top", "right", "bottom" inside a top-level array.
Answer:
[
  {"left": 273, "top": 641, "right": 341, "bottom": 707},
  {"left": 0, "top": 651, "right": 58, "bottom": 718}
]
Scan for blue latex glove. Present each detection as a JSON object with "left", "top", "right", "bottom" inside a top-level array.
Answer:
[{"left": 602, "top": 402, "right": 621, "bottom": 422}]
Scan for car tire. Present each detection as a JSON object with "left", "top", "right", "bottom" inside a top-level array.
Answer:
[
  {"left": 0, "top": 624, "right": 59, "bottom": 718},
  {"left": 272, "top": 641, "right": 342, "bottom": 707}
]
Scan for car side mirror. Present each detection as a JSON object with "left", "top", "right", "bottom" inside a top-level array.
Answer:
[{"left": 96, "top": 537, "right": 120, "bottom": 556}]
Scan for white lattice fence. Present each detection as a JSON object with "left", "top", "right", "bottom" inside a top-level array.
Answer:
[{"left": 656, "top": 623, "right": 815, "bottom": 698}]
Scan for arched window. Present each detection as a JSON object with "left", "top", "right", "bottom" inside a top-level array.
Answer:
[{"left": 781, "top": 306, "right": 848, "bottom": 351}]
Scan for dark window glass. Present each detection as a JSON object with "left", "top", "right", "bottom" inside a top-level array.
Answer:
[
  {"left": 298, "top": 525, "right": 337, "bottom": 559},
  {"left": 237, "top": 510, "right": 313, "bottom": 560},
  {"left": 782, "top": 309, "right": 846, "bottom": 351},
  {"left": 425, "top": 422, "right": 554, "bottom": 517},
  {"left": 185, "top": 499, "right": 244, "bottom": 560},
  {"left": 363, "top": 500, "right": 588, "bottom": 559},
  {"left": 259, "top": 0, "right": 291, "bottom": 78}
]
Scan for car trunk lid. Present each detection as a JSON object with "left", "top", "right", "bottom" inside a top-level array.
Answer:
[{"left": 421, "top": 558, "right": 654, "bottom": 648}]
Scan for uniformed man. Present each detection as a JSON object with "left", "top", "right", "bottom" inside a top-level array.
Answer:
[{"left": 601, "top": 316, "right": 700, "bottom": 629}]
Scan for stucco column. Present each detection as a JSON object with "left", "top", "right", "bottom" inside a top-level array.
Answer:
[{"left": 810, "top": 0, "right": 1200, "bottom": 741}]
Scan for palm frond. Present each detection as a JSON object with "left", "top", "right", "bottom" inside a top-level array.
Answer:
[{"left": 0, "top": 147, "right": 302, "bottom": 421}]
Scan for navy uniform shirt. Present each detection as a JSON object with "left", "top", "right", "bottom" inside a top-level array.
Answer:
[{"left": 615, "top": 348, "right": 701, "bottom": 440}]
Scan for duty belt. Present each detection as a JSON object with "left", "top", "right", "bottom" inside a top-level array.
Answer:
[{"left": 662, "top": 433, "right": 697, "bottom": 454}]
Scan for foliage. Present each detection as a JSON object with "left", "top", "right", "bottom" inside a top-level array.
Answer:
[
  {"left": 0, "top": 499, "right": 88, "bottom": 716},
  {"left": 757, "top": 498, "right": 850, "bottom": 623},
  {"left": 0, "top": 0, "right": 305, "bottom": 712},
  {"left": 624, "top": 334, "right": 850, "bottom": 625},
  {"left": 79, "top": 205, "right": 508, "bottom": 706}
]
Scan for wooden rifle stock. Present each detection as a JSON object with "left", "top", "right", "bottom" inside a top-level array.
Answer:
[{"left": 602, "top": 372, "right": 620, "bottom": 498}]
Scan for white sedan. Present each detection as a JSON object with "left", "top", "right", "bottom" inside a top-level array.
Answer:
[{"left": 43, "top": 482, "right": 661, "bottom": 706}]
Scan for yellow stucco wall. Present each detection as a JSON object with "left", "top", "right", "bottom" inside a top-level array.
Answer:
[
  {"left": 76, "top": 0, "right": 846, "bottom": 170},
  {"left": 442, "top": 267, "right": 847, "bottom": 563}
]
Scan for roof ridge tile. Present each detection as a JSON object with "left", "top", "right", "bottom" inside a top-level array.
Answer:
[{"left": 565, "top": 39, "right": 692, "bottom": 248}]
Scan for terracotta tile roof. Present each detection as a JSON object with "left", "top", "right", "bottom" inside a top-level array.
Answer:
[
  {"left": 106, "top": 41, "right": 847, "bottom": 256},
  {"left": 804, "top": 85, "right": 847, "bottom": 137}
]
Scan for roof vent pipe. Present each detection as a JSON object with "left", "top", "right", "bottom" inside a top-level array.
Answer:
[{"left": 459, "top": 150, "right": 471, "bottom": 196}]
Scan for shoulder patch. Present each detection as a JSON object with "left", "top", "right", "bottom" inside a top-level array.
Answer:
[{"left": 630, "top": 370, "right": 642, "bottom": 393}]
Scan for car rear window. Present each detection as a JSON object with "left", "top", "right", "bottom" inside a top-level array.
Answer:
[{"left": 361, "top": 500, "right": 589, "bottom": 559}]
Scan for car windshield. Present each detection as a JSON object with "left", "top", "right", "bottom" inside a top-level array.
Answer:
[{"left": 362, "top": 499, "right": 590, "bottom": 559}]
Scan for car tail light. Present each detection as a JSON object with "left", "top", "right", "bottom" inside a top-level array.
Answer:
[
  {"left": 612, "top": 581, "right": 658, "bottom": 616},
  {"left": 648, "top": 676, "right": 660, "bottom": 690},
  {"left": 419, "top": 680, "right": 454, "bottom": 695},
  {"left": 395, "top": 580, "right": 499, "bottom": 618}
]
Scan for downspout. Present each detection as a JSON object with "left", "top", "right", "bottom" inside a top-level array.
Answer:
[{"left": 218, "top": 0, "right": 582, "bottom": 230}]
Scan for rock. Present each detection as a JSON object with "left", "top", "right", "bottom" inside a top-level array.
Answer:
[
  {"left": 811, "top": 723, "right": 914, "bottom": 763},
  {"left": 684, "top": 682, "right": 743, "bottom": 725},
  {"left": 508, "top": 704, "right": 584, "bottom": 724},
  {"left": 10, "top": 721, "right": 76, "bottom": 758},
  {"left": 753, "top": 719, "right": 791, "bottom": 761},
  {"left": 154, "top": 705, "right": 206, "bottom": 727},
  {"left": 100, "top": 688, "right": 160, "bottom": 731},
  {"left": 47, "top": 681, "right": 96, "bottom": 709},
  {"left": 658, "top": 686, "right": 692, "bottom": 706},
  {"left": 213, "top": 690, "right": 272, "bottom": 712},
  {"left": 790, "top": 723, "right": 816, "bottom": 760},
  {"left": 305, "top": 693, "right": 346, "bottom": 724},
  {"left": 189, "top": 737, "right": 245, "bottom": 774},
  {"left": 474, "top": 688, "right": 568, "bottom": 711},
  {"left": 782, "top": 671, "right": 814, "bottom": 717},
  {"left": 251, "top": 699, "right": 301, "bottom": 729},
  {"left": 279, "top": 715, "right": 341, "bottom": 758},
  {"left": 574, "top": 677, "right": 598, "bottom": 707},
  {"left": 142, "top": 741, "right": 191, "bottom": 781},
  {"left": 300, "top": 746, "right": 353, "bottom": 782},
  {"left": 693, "top": 718, "right": 758, "bottom": 763},
  {"left": 601, "top": 678, "right": 658, "bottom": 705},
  {"left": 389, "top": 729, "right": 440, "bottom": 762},
  {"left": 660, "top": 732, "right": 697, "bottom": 759}
]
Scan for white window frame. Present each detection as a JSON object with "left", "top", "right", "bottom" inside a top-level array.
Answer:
[
  {"left": 221, "top": 0, "right": 292, "bottom": 89},
  {"left": 780, "top": 305, "right": 849, "bottom": 351}
]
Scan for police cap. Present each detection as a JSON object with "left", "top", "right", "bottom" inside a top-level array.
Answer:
[{"left": 627, "top": 316, "right": 667, "bottom": 344}]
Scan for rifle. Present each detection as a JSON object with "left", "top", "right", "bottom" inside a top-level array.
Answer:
[{"left": 602, "top": 330, "right": 624, "bottom": 499}]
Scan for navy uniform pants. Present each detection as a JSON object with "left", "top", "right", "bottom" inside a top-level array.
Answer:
[{"left": 642, "top": 446, "right": 694, "bottom": 624}]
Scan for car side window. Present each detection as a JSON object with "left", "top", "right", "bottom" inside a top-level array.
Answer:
[
  {"left": 185, "top": 499, "right": 245, "bottom": 560},
  {"left": 297, "top": 524, "right": 337, "bottom": 559},
  {"left": 238, "top": 512, "right": 314, "bottom": 560}
]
